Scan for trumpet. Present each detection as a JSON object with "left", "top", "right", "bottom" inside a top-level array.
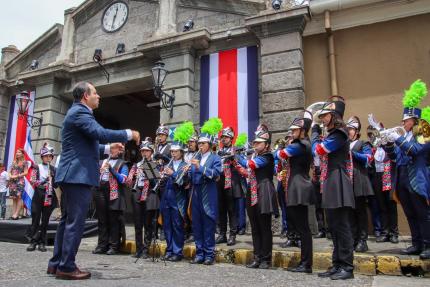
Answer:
[{"left": 372, "top": 126, "right": 406, "bottom": 146}]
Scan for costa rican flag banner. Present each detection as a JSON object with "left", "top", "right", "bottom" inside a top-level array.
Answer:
[
  {"left": 200, "top": 46, "right": 259, "bottom": 141},
  {"left": 4, "top": 91, "right": 36, "bottom": 212}
]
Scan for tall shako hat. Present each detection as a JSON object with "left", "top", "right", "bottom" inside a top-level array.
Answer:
[
  {"left": 253, "top": 124, "right": 271, "bottom": 143},
  {"left": 156, "top": 124, "right": 169, "bottom": 136},
  {"left": 198, "top": 118, "right": 223, "bottom": 144},
  {"left": 402, "top": 79, "right": 427, "bottom": 121},
  {"left": 171, "top": 121, "right": 195, "bottom": 151},
  {"left": 40, "top": 142, "right": 54, "bottom": 157},
  {"left": 319, "top": 96, "right": 346, "bottom": 118},
  {"left": 346, "top": 116, "right": 361, "bottom": 131},
  {"left": 140, "top": 137, "right": 154, "bottom": 151}
]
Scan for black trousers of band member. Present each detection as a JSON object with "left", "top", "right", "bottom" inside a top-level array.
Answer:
[
  {"left": 313, "top": 181, "right": 326, "bottom": 233},
  {"left": 29, "top": 189, "right": 55, "bottom": 244},
  {"left": 372, "top": 172, "right": 398, "bottom": 236},
  {"left": 218, "top": 188, "right": 238, "bottom": 236},
  {"left": 131, "top": 199, "right": 146, "bottom": 253},
  {"left": 287, "top": 205, "right": 313, "bottom": 267},
  {"left": 94, "top": 187, "right": 110, "bottom": 250},
  {"left": 397, "top": 166, "right": 430, "bottom": 248},
  {"left": 326, "top": 207, "right": 354, "bottom": 271},
  {"left": 351, "top": 196, "right": 369, "bottom": 243},
  {"left": 285, "top": 206, "right": 299, "bottom": 240},
  {"left": 247, "top": 204, "right": 272, "bottom": 263}
]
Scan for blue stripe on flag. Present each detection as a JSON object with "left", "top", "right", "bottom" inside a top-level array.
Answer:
[
  {"left": 4, "top": 95, "right": 16, "bottom": 167},
  {"left": 200, "top": 55, "right": 210, "bottom": 126},
  {"left": 247, "top": 46, "right": 259, "bottom": 141}
]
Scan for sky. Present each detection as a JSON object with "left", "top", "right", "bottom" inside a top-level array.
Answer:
[{"left": 0, "top": 0, "right": 86, "bottom": 51}]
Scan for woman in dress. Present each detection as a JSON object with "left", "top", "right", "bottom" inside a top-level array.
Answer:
[{"left": 8, "top": 148, "right": 28, "bottom": 220}]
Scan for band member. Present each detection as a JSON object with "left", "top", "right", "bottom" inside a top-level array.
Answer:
[
  {"left": 154, "top": 124, "right": 171, "bottom": 163},
  {"left": 184, "top": 133, "right": 198, "bottom": 241},
  {"left": 216, "top": 127, "right": 246, "bottom": 246},
  {"left": 93, "top": 145, "right": 128, "bottom": 255},
  {"left": 160, "top": 140, "right": 189, "bottom": 262},
  {"left": 189, "top": 118, "right": 222, "bottom": 265},
  {"left": 28, "top": 143, "right": 58, "bottom": 252},
  {"left": 346, "top": 116, "right": 374, "bottom": 253},
  {"left": 126, "top": 139, "right": 158, "bottom": 259},
  {"left": 277, "top": 117, "right": 316, "bottom": 273},
  {"left": 234, "top": 124, "right": 277, "bottom": 269},
  {"left": 311, "top": 97, "right": 355, "bottom": 280},
  {"left": 384, "top": 80, "right": 430, "bottom": 259},
  {"left": 367, "top": 125, "right": 399, "bottom": 244},
  {"left": 274, "top": 137, "right": 289, "bottom": 239}
]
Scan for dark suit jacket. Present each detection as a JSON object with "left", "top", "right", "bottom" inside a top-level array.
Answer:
[{"left": 55, "top": 103, "right": 128, "bottom": 187}]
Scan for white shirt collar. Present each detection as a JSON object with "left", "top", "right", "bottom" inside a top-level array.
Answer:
[{"left": 200, "top": 151, "right": 211, "bottom": 166}]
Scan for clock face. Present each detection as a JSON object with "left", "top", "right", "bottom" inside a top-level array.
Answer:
[{"left": 102, "top": 1, "right": 129, "bottom": 33}]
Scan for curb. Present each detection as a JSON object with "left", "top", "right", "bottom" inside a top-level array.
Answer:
[{"left": 121, "top": 240, "right": 429, "bottom": 277}]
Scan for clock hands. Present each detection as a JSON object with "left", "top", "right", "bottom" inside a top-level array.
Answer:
[{"left": 111, "top": 6, "right": 119, "bottom": 30}]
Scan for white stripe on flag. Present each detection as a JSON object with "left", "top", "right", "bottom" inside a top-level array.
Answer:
[
  {"left": 208, "top": 53, "right": 219, "bottom": 118},
  {"left": 237, "top": 47, "right": 249, "bottom": 137}
]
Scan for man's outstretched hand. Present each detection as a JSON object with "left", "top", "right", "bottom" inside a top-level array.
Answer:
[
  {"left": 131, "top": 130, "right": 140, "bottom": 145},
  {"left": 110, "top": 143, "right": 125, "bottom": 154}
]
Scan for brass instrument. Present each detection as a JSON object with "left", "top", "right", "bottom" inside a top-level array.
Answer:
[
  {"left": 417, "top": 119, "right": 430, "bottom": 144},
  {"left": 306, "top": 101, "right": 328, "bottom": 137},
  {"left": 373, "top": 126, "right": 406, "bottom": 146}
]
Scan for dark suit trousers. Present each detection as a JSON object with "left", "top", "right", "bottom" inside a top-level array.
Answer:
[
  {"left": 48, "top": 183, "right": 93, "bottom": 272},
  {"left": 287, "top": 205, "right": 313, "bottom": 267},
  {"left": 131, "top": 199, "right": 146, "bottom": 253},
  {"left": 29, "top": 188, "right": 55, "bottom": 244},
  {"left": 247, "top": 204, "right": 272, "bottom": 263},
  {"left": 326, "top": 207, "right": 354, "bottom": 271},
  {"left": 351, "top": 196, "right": 369, "bottom": 242},
  {"left": 218, "top": 188, "right": 238, "bottom": 236},
  {"left": 94, "top": 186, "right": 110, "bottom": 250}
]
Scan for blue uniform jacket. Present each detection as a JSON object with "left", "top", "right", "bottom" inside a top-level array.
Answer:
[
  {"left": 189, "top": 153, "right": 222, "bottom": 221},
  {"left": 55, "top": 103, "right": 128, "bottom": 187},
  {"left": 160, "top": 160, "right": 189, "bottom": 218}
]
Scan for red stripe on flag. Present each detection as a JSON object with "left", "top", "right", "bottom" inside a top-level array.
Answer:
[
  {"left": 15, "top": 114, "right": 28, "bottom": 154},
  {"left": 218, "top": 49, "right": 238, "bottom": 139}
]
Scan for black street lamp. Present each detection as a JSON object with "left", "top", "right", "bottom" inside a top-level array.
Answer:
[
  {"left": 151, "top": 61, "right": 175, "bottom": 118},
  {"left": 15, "top": 91, "right": 43, "bottom": 136}
]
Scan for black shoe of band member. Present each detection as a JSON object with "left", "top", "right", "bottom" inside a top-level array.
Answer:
[
  {"left": 280, "top": 239, "right": 296, "bottom": 248},
  {"left": 318, "top": 266, "right": 339, "bottom": 278},
  {"left": 92, "top": 247, "right": 108, "bottom": 254},
  {"left": 287, "top": 263, "right": 312, "bottom": 274},
  {"left": 330, "top": 268, "right": 354, "bottom": 280},
  {"left": 419, "top": 247, "right": 430, "bottom": 260},
  {"left": 389, "top": 234, "right": 399, "bottom": 244},
  {"left": 314, "top": 231, "right": 326, "bottom": 239},
  {"left": 237, "top": 229, "right": 246, "bottom": 236},
  {"left": 246, "top": 260, "right": 260, "bottom": 268},
  {"left": 376, "top": 235, "right": 390, "bottom": 243},
  {"left": 400, "top": 245, "right": 422, "bottom": 255},
  {"left": 27, "top": 242, "right": 37, "bottom": 252},
  {"left": 190, "top": 257, "right": 205, "bottom": 264},
  {"left": 227, "top": 235, "right": 236, "bottom": 246},
  {"left": 258, "top": 261, "right": 271, "bottom": 269},
  {"left": 106, "top": 248, "right": 119, "bottom": 255},
  {"left": 38, "top": 243, "right": 47, "bottom": 252},
  {"left": 168, "top": 255, "right": 182, "bottom": 262},
  {"left": 215, "top": 234, "right": 227, "bottom": 244},
  {"left": 203, "top": 258, "right": 215, "bottom": 265},
  {"left": 355, "top": 240, "right": 368, "bottom": 253}
]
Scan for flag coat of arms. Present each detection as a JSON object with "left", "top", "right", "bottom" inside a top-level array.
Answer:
[
  {"left": 4, "top": 92, "right": 36, "bottom": 212},
  {"left": 199, "top": 46, "right": 259, "bottom": 140}
]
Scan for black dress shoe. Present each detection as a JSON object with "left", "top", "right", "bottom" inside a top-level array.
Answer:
[
  {"left": 400, "top": 245, "right": 422, "bottom": 255},
  {"left": 38, "top": 243, "right": 47, "bottom": 252},
  {"left": 190, "top": 257, "right": 204, "bottom": 264},
  {"left": 237, "top": 229, "right": 246, "bottom": 236},
  {"left": 314, "top": 231, "right": 326, "bottom": 239},
  {"left": 132, "top": 251, "right": 142, "bottom": 258},
  {"left": 185, "top": 235, "right": 194, "bottom": 243},
  {"left": 246, "top": 260, "right": 260, "bottom": 268},
  {"left": 203, "top": 258, "right": 215, "bottom": 265},
  {"left": 168, "top": 255, "right": 182, "bottom": 262},
  {"left": 355, "top": 240, "right": 368, "bottom": 253},
  {"left": 280, "top": 239, "right": 296, "bottom": 248},
  {"left": 27, "top": 242, "right": 37, "bottom": 251},
  {"left": 376, "top": 235, "right": 390, "bottom": 243},
  {"left": 419, "top": 248, "right": 430, "bottom": 260},
  {"left": 162, "top": 254, "right": 172, "bottom": 260},
  {"left": 374, "top": 231, "right": 382, "bottom": 238},
  {"left": 296, "top": 240, "right": 301, "bottom": 248},
  {"left": 287, "top": 264, "right": 312, "bottom": 273},
  {"left": 106, "top": 248, "right": 119, "bottom": 255},
  {"left": 318, "top": 266, "right": 339, "bottom": 278},
  {"left": 92, "top": 247, "right": 108, "bottom": 254},
  {"left": 258, "top": 261, "right": 271, "bottom": 269},
  {"left": 227, "top": 236, "right": 236, "bottom": 246},
  {"left": 389, "top": 234, "right": 399, "bottom": 244},
  {"left": 330, "top": 268, "right": 354, "bottom": 280},
  {"left": 215, "top": 234, "right": 227, "bottom": 244}
]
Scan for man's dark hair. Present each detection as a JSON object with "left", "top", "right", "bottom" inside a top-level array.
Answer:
[{"left": 73, "top": 82, "right": 92, "bottom": 102}]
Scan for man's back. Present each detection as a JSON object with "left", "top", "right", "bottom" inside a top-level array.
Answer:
[{"left": 55, "top": 103, "right": 127, "bottom": 187}]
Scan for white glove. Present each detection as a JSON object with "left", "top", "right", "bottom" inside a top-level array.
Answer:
[{"left": 387, "top": 131, "right": 401, "bottom": 142}]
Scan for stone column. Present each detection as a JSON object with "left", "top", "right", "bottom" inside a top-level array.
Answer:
[
  {"left": 246, "top": 7, "right": 309, "bottom": 141},
  {"left": 32, "top": 81, "right": 70, "bottom": 156},
  {"left": 155, "top": 0, "right": 177, "bottom": 37},
  {"left": 0, "top": 86, "right": 9, "bottom": 162},
  {"left": 159, "top": 45, "right": 195, "bottom": 125},
  {"left": 54, "top": 8, "right": 75, "bottom": 64}
]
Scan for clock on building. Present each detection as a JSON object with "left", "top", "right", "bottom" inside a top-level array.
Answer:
[{"left": 102, "top": 1, "right": 129, "bottom": 33}]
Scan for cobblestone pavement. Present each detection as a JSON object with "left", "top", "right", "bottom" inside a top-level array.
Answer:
[{"left": 1, "top": 242, "right": 429, "bottom": 287}]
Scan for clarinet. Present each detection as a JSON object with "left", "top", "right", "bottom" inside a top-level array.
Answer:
[
  {"left": 175, "top": 150, "right": 202, "bottom": 186},
  {"left": 153, "top": 158, "right": 173, "bottom": 193},
  {"left": 133, "top": 159, "right": 144, "bottom": 191}
]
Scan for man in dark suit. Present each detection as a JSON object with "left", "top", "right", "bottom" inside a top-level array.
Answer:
[{"left": 47, "top": 82, "right": 140, "bottom": 280}]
